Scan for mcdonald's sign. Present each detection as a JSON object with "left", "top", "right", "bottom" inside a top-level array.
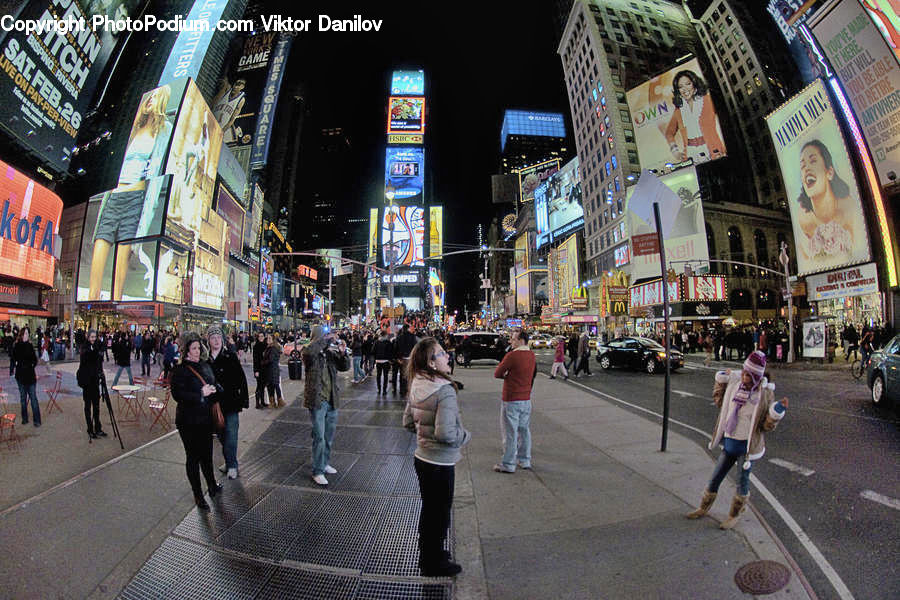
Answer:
[{"left": 610, "top": 298, "right": 629, "bottom": 316}]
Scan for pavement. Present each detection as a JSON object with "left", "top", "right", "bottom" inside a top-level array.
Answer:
[{"left": 0, "top": 357, "right": 814, "bottom": 599}]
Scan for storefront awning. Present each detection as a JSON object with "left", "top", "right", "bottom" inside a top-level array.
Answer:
[{"left": 0, "top": 306, "right": 51, "bottom": 319}]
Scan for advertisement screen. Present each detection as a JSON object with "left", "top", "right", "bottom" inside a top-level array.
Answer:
[
  {"left": 0, "top": 0, "right": 139, "bottom": 172},
  {"left": 811, "top": 0, "right": 900, "bottom": 186},
  {"left": 213, "top": 32, "right": 275, "bottom": 148},
  {"left": 391, "top": 70, "right": 425, "bottom": 95},
  {"left": 77, "top": 175, "right": 173, "bottom": 302},
  {"left": 215, "top": 184, "right": 245, "bottom": 255},
  {"left": 0, "top": 159, "right": 63, "bottom": 287},
  {"left": 765, "top": 80, "right": 871, "bottom": 275},
  {"left": 250, "top": 34, "right": 291, "bottom": 168},
  {"left": 500, "top": 110, "right": 566, "bottom": 152},
  {"left": 428, "top": 268, "right": 445, "bottom": 307},
  {"left": 514, "top": 233, "right": 529, "bottom": 274},
  {"left": 113, "top": 240, "right": 158, "bottom": 302},
  {"left": 246, "top": 183, "right": 264, "bottom": 251},
  {"left": 158, "top": 0, "right": 232, "bottom": 85},
  {"left": 429, "top": 206, "right": 443, "bottom": 257},
  {"left": 387, "top": 97, "right": 426, "bottom": 133},
  {"left": 626, "top": 57, "right": 727, "bottom": 172},
  {"left": 369, "top": 208, "right": 379, "bottom": 259},
  {"left": 625, "top": 167, "right": 710, "bottom": 280},
  {"left": 518, "top": 159, "right": 560, "bottom": 204},
  {"left": 515, "top": 273, "right": 531, "bottom": 315},
  {"left": 558, "top": 234, "right": 580, "bottom": 308},
  {"left": 385, "top": 147, "right": 425, "bottom": 201},
  {"left": 382, "top": 205, "right": 425, "bottom": 267},
  {"left": 155, "top": 242, "right": 189, "bottom": 305},
  {"left": 259, "top": 248, "right": 273, "bottom": 310},
  {"left": 191, "top": 212, "right": 228, "bottom": 311},
  {"left": 767, "top": 0, "right": 824, "bottom": 83},
  {"left": 534, "top": 157, "right": 583, "bottom": 248},
  {"left": 226, "top": 264, "right": 250, "bottom": 321},
  {"left": 803, "top": 321, "right": 826, "bottom": 358}
]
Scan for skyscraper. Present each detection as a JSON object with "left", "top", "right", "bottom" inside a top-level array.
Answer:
[{"left": 500, "top": 110, "right": 571, "bottom": 174}]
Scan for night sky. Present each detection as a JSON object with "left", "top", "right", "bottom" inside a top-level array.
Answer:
[{"left": 282, "top": 1, "right": 573, "bottom": 313}]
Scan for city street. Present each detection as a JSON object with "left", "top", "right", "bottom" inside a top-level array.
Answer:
[{"left": 526, "top": 349, "right": 900, "bottom": 600}]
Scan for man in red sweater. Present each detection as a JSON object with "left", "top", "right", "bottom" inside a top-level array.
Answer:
[{"left": 493, "top": 328, "right": 537, "bottom": 473}]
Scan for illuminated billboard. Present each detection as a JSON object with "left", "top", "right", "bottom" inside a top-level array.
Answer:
[
  {"left": 246, "top": 183, "right": 264, "bottom": 250},
  {"left": 369, "top": 208, "right": 379, "bottom": 259},
  {"left": 519, "top": 159, "right": 560, "bottom": 204},
  {"left": 158, "top": 0, "right": 233, "bottom": 85},
  {"left": 514, "top": 233, "right": 529, "bottom": 274},
  {"left": 155, "top": 242, "right": 189, "bottom": 305},
  {"left": 534, "top": 157, "right": 583, "bottom": 248},
  {"left": 391, "top": 70, "right": 425, "bottom": 95},
  {"left": 387, "top": 97, "right": 426, "bottom": 134},
  {"left": 811, "top": 0, "right": 900, "bottom": 186},
  {"left": 113, "top": 240, "right": 158, "bottom": 302},
  {"left": 429, "top": 206, "right": 443, "bottom": 257},
  {"left": 626, "top": 167, "right": 710, "bottom": 280},
  {"left": 0, "top": 159, "right": 62, "bottom": 288},
  {"left": 382, "top": 205, "right": 425, "bottom": 267},
  {"left": 515, "top": 273, "right": 531, "bottom": 314},
  {"left": 500, "top": 110, "right": 566, "bottom": 153},
  {"left": 0, "top": 0, "right": 138, "bottom": 172},
  {"left": 213, "top": 32, "right": 276, "bottom": 148},
  {"left": 259, "top": 248, "right": 273, "bottom": 310},
  {"left": 385, "top": 147, "right": 425, "bottom": 201},
  {"left": 558, "top": 234, "right": 580, "bottom": 308},
  {"left": 388, "top": 134, "right": 423, "bottom": 145},
  {"left": 215, "top": 184, "right": 245, "bottom": 256},
  {"left": 250, "top": 34, "right": 292, "bottom": 168},
  {"left": 765, "top": 80, "right": 871, "bottom": 275},
  {"left": 626, "top": 57, "right": 726, "bottom": 172},
  {"left": 428, "top": 268, "right": 445, "bottom": 307}
]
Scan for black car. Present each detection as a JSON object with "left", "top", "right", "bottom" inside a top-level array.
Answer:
[
  {"left": 595, "top": 336, "right": 684, "bottom": 374},
  {"left": 452, "top": 332, "right": 509, "bottom": 366},
  {"left": 866, "top": 334, "right": 900, "bottom": 408}
]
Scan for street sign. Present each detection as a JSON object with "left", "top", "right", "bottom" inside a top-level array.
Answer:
[{"left": 480, "top": 278, "right": 492, "bottom": 289}]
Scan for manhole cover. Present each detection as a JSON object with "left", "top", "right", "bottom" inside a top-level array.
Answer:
[{"left": 734, "top": 560, "right": 791, "bottom": 595}]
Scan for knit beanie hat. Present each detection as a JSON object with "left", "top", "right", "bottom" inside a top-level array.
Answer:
[
  {"left": 743, "top": 350, "right": 766, "bottom": 389},
  {"left": 206, "top": 325, "right": 224, "bottom": 339}
]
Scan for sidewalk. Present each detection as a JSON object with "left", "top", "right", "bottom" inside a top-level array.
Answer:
[{"left": 682, "top": 350, "right": 858, "bottom": 371}]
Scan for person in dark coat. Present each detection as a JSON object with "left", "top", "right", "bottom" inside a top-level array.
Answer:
[
  {"left": 170, "top": 332, "right": 223, "bottom": 510},
  {"left": 374, "top": 329, "right": 394, "bottom": 394},
  {"left": 111, "top": 332, "right": 133, "bottom": 385},
  {"left": 207, "top": 326, "right": 249, "bottom": 479},
  {"left": 77, "top": 329, "right": 107, "bottom": 438},
  {"left": 252, "top": 331, "right": 268, "bottom": 408},
  {"left": 13, "top": 327, "right": 40, "bottom": 427},
  {"left": 140, "top": 329, "right": 155, "bottom": 376},
  {"left": 261, "top": 333, "right": 284, "bottom": 408}
]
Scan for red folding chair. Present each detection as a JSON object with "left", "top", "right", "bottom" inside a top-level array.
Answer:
[
  {"left": 0, "top": 387, "right": 21, "bottom": 452},
  {"left": 147, "top": 388, "right": 171, "bottom": 433},
  {"left": 43, "top": 372, "right": 63, "bottom": 415}
]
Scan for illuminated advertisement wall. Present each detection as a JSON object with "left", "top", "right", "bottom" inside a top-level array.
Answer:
[
  {"left": 387, "top": 97, "right": 426, "bottom": 134},
  {"left": 626, "top": 167, "right": 710, "bottom": 280},
  {"left": 226, "top": 264, "right": 250, "bottom": 321},
  {"left": 113, "top": 240, "right": 158, "bottom": 301},
  {"left": 0, "top": 159, "right": 63, "bottom": 287},
  {"left": 213, "top": 32, "right": 276, "bottom": 149},
  {"left": 158, "top": 0, "right": 233, "bottom": 85},
  {"left": 191, "top": 211, "right": 228, "bottom": 310},
  {"left": 382, "top": 205, "right": 425, "bottom": 267},
  {"left": 534, "top": 157, "right": 583, "bottom": 248},
  {"left": 558, "top": 234, "right": 580, "bottom": 307},
  {"left": 626, "top": 57, "right": 727, "bottom": 172},
  {"left": 765, "top": 80, "right": 871, "bottom": 275},
  {"left": 0, "top": 0, "right": 138, "bottom": 172},
  {"left": 514, "top": 232, "right": 529, "bottom": 274},
  {"left": 258, "top": 247, "right": 273, "bottom": 310},
  {"left": 391, "top": 70, "right": 425, "bottom": 95},
  {"left": 519, "top": 159, "right": 560, "bottom": 204},
  {"left": 215, "top": 184, "right": 245, "bottom": 256},
  {"left": 246, "top": 183, "right": 264, "bottom": 250},
  {"left": 548, "top": 247, "right": 558, "bottom": 309},
  {"left": 429, "top": 206, "right": 443, "bottom": 257},
  {"left": 767, "top": 0, "right": 824, "bottom": 83},
  {"left": 515, "top": 273, "right": 531, "bottom": 314},
  {"left": 369, "top": 207, "right": 379, "bottom": 259},
  {"left": 385, "top": 147, "right": 425, "bottom": 201},
  {"left": 812, "top": 0, "right": 900, "bottom": 187},
  {"left": 250, "top": 34, "right": 292, "bottom": 168},
  {"left": 428, "top": 268, "right": 445, "bottom": 307},
  {"left": 500, "top": 110, "right": 566, "bottom": 152},
  {"left": 155, "top": 242, "right": 189, "bottom": 305}
]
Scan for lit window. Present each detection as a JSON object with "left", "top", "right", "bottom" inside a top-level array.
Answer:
[
  {"left": 600, "top": 96, "right": 607, "bottom": 108},
  {"left": 593, "top": 88, "right": 598, "bottom": 102},
  {"left": 611, "top": 155, "right": 618, "bottom": 169},
  {"left": 605, "top": 161, "right": 611, "bottom": 176},
  {"left": 754, "top": 75, "right": 762, "bottom": 87},
  {"left": 614, "top": 176, "right": 620, "bottom": 192}
]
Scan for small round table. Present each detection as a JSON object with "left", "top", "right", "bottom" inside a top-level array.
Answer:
[{"left": 111, "top": 384, "right": 144, "bottom": 421}]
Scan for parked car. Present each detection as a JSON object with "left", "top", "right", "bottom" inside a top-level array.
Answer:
[
  {"left": 530, "top": 334, "right": 551, "bottom": 350},
  {"left": 595, "top": 336, "right": 684, "bottom": 374},
  {"left": 866, "top": 333, "right": 899, "bottom": 407},
  {"left": 452, "top": 332, "right": 509, "bottom": 365}
]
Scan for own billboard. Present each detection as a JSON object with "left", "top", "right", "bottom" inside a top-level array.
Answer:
[
  {"left": 811, "top": 0, "right": 900, "bottom": 186},
  {"left": 215, "top": 184, "right": 245, "bottom": 255},
  {"left": 382, "top": 205, "right": 425, "bottom": 267},
  {"left": 0, "top": 158, "right": 62, "bottom": 288},
  {"left": 534, "top": 157, "right": 583, "bottom": 248},
  {"left": 387, "top": 97, "right": 425, "bottom": 134},
  {"left": 385, "top": 147, "right": 424, "bottom": 201},
  {"left": 626, "top": 57, "right": 726, "bottom": 172},
  {"left": 765, "top": 79, "right": 871, "bottom": 275},
  {"left": 0, "top": 0, "right": 138, "bottom": 172},
  {"left": 429, "top": 206, "right": 443, "bottom": 257},
  {"left": 625, "top": 167, "right": 710, "bottom": 280},
  {"left": 519, "top": 158, "right": 560, "bottom": 204},
  {"left": 391, "top": 70, "right": 425, "bottom": 95}
]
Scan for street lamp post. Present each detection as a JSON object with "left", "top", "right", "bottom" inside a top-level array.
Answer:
[
  {"left": 779, "top": 242, "right": 795, "bottom": 364},
  {"left": 385, "top": 192, "right": 395, "bottom": 316}
]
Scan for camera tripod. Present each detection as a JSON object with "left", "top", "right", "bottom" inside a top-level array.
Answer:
[{"left": 90, "top": 370, "right": 124, "bottom": 450}]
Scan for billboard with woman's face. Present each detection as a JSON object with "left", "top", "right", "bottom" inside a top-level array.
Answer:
[
  {"left": 765, "top": 80, "right": 871, "bottom": 276},
  {"left": 626, "top": 57, "right": 726, "bottom": 173}
]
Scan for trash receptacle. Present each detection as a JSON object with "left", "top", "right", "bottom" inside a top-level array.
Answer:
[{"left": 288, "top": 359, "right": 302, "bottom": 380}]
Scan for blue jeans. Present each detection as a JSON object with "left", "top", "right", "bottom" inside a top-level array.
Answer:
[
  {"left": 113, "top": 365, "right": 133, "bottom": 386},
  {"left": 18, "top": 382, "right": 40, "bottom": 425},
  {"left": 708, "top": 438, "right": 752, "bottom": 496},
  {"left": 309, "top": 401, "right": 338, "bottom": 476},
  {"left": 500, "top": 400, "right": 531, "bottom": 471},
  {"left": 217, "top": 411, "right": 240, "bottom": 470},
  {"left": 353, "top": 356, "right": 363, "bottom": 380}
]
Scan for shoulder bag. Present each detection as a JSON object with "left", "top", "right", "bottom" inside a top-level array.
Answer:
[{"left": 185, "top": 364, "right": 224, "bottom": 431}]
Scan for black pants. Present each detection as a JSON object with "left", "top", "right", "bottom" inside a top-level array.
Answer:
[
  {"left": 574, "top": 355, "right": 591, "bottom": 375},
  {"left": 376, "top": 362, "right": 390, "bottom": 392},
  {"left": 178, "top": 425, "right": 217, "bottom": 497},
  {"left": 255, "top": 374, "right": 266, "bottom": 404},
  {"left": 399, "top": 359, "right": 410, "bottom": 396},
  {"left": 414, "top": 457, "right": 454, "bottom": 563},
  {"left": 83, "top": 385, "right": 102, "bottom": 433},
  {"left": 390, "top": 360, "right": 399, "bottom": 390},
  {"left": 267, "top": 380, "right": 283, "bottom": 402}
]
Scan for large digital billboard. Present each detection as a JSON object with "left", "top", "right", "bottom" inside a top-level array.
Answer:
[
  {"left": 534, "top": 157, "right": 583, "bottom": 248},
  {"left": 158, "top": 0, "right": 233, "bottom": 85},
  {"left": 811, "top": 0, "right": 900, "bottom": 186},
  {"left": 558, "top": 234, "right": 580, "bottom": 308},
  {"left": 765, "top": 80, "right": 871, "bottom": 275},
  {"left": 246, "top": 183, "right": 263, "bottom": 250},
  {"left": 369, "top": 207, "right": 379, "bottom": 259},
  {"left": 155, "top": 242, "right": 189, "bottom": 305},
  {"left": 519, "top": 159, "right": 560, "bottom": 204},
  {"left": 767, "top": 0, "right": 825, "bottom": 83},
  {"left": 250, "top": 34, "right": 292, "bottom": 168},
  {"left": 385, "top": 147, "right": 425, "bottom": 201},
  {"left": 0, "top": 159, "right": 62, "bottom": 288},
  {"left": 429, "top": 206, "right": 443, "bottom": 257},
  {"left": 391, "top": 70, "right": 425, "bottom": 96},
  {"left": 112, "top": 240, "right": 158, "bottom": 302},
  {"left": 215, "top": 184, "right": 245, "bottom": 256},
  {"left": 500, "top": 110, "right": 566, "bottom": 153},
  {"left": 625, "top": 167, "right": 710, "bottom": 280},
  {"left": 0, "top": 0, "right": 139, "bottom": 172},
  {"left": 259, "top": 247, "right": 273, "bottom": 310},
  {"left": 213, "top": 32, "right": 276, "bottom": 148},
  {"left": 515, "top": 272, "right": 531, "bottom": 314},
  {"left": 387, "top": 97, "right": 425, "bottom": 134},
  {"left": 626, "top": 57, "right": 726, "bottom": 172},
  {"left": 382, "top": 205, "right": 425, "bottom": 267}
]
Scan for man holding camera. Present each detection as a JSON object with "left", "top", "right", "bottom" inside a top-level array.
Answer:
[{"left": 302, "top": 324, "right": 350, "bottom": 486}]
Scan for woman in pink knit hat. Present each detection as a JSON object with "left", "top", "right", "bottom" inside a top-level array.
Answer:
[{"left": 686, "top": 350, "right": 789, "bottom": 529}]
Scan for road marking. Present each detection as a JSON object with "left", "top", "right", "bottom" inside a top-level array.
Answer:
[
  {"left": 554, "top": 374, "right": 856, "bottom": 600},
  {"left": 672, "top": 389, "right": 700, "bottom": 398},
  {"left": 769, "top": 458, "right": 816, "bottom": 477},
  {"left": 860, "top": 490, "right": 900, "bottom": 511}
]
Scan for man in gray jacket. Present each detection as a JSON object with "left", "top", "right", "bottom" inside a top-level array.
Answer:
[{"left": 302, "top": 325, "right": 350, "bottom": 485}]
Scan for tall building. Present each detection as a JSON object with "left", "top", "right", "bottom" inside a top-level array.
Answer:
[
  {"left": 500, "top": 110, "right": 571, "bottom": 174},
  {"left": 689, "top": 0, "right": 803, "bottom": 210},
  {"left": 557, "top": 0, "right": 698, "bottom": 277},
  {"left": 265, "top": 82, "right": 308, "bottom": 244},
  {"left": 301, "top": 127, "right": 352, "bottom": 246}
]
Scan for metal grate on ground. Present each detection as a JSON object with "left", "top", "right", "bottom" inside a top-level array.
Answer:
[
  {"left": 240, "top": 445, "right": 308, "bottom": 485},
  {"left": 119, "top": 536, "right": 208, "bottom": 600},
  {"left": 256, "top": 567, "right": 358, "bottom": 600},
  {"left": 355, "top": 579, "right": 453, "bottom": 600},
  {"left": 173, "top": 482, "right": 275, "bottom": 544},
  {"left": 165, "top": 549, "right": 275, "bottom": 600}
]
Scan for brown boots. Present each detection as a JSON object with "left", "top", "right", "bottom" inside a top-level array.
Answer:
[
  {"left": 719, "top": 494, "right": 748, "bottom": 530},
  {"left": 686, "top": 490, "right": 717, "bottom": 519}
]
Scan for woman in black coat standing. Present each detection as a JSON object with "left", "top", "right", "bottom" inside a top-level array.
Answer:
[
  {"left": 77, "top": 329, "right": 107, "bottom": 438},
  {"left": 13, "top": 326, "right": 40, "bottom": 427},
  {"left": 170, "top": 332, "right": 223, "bottom": 509}
]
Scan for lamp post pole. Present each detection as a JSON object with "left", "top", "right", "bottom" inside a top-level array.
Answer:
[{"left": 779, "top": 242, "right": 795, "bottom": 364}]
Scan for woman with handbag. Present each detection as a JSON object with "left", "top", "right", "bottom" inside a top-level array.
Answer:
[{"left": 170, "top": 332, "right": 224, "bottom": 510}]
